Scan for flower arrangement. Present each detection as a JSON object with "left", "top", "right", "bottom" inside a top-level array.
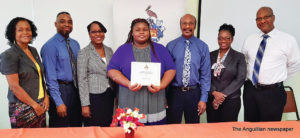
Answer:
[{"left": 111, "top": 107, "right": 146, "bottom": 134}]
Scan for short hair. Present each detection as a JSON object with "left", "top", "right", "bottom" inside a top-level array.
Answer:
[
  {"left": 87, "top": 21, "right": 107, "bottom": 33},
  {"left": 257, "top": 7, "right": 274, "bottom": 16},
  {"left": 5, "top": 17, "right": 37, "bottom": 46},
  {"left": 219, "top": 23, "right": 235, "bottom": 37},
  {"left": 180, "top": 14, "right": 197, "bottom": 27},
  {"left": 56, "top": 11, "right": 71, "bottom": 18}
]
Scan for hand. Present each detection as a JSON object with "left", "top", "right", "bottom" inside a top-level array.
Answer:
[
  {"left": 212, "top": 99, "right": 220, "bottom": 110},
  {"left": 32, "top": 103, "right": 46, "bottom": 116},
  {"left": 128, "top": 82, "right": 142, "bottom": 92},
  {"left": 147, "top": 84, "right": 161, "bottom": 93},
  {"left": 82, "top": 106, "right": 91, "bottom": 118},
  {"left": 42, "top": 95, "right": 49, "bottom": 111},
  {"left": 197, "top": 101, "right": 206, "bottom": 115},
  {"left": 165, "top": 99, "right": 168, "bottom": 109},
  {"left": 56, "top": 104, "right": 67, "bottom": 118},
  {"left": 212, "top": 91, "right": 226, "bottom": 105}
]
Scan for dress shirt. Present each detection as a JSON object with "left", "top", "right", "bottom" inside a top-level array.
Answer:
[
  {"left": 77, "top": 43, "right": 113, "bottom": 106},
  {"left": 167, "top": 36, "right": 211, "bottom": 102},
  {"left": 41, "top": 33, "right": 80, "bottom": 106},
  {"left": 242, "top": 29, "right": 300, "bottom": 84}
]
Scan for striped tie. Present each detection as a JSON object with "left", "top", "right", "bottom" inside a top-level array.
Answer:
[
  {"left": 66, "top": 39, "right": 78, "bottom": 88},
  {"left": 252, "top": 34, "right": 269, "bottom": 86},
  {"left": 182, "top": 40, "right": 191, "bottom": 87}
]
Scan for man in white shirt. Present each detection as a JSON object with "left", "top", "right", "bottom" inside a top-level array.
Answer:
[{"left": 242, "top": 6, "right": 300, "bottom": 122}]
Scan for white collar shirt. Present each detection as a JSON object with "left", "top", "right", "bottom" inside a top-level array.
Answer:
[{"left": 242, "top": 28, "right": 300, "bottom": 85}]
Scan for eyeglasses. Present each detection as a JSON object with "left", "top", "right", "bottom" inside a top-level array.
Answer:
[
  {"left": 256, "top": 15, "right": 273, "bottom": 22},
  {"left": 218, "top": 37, "right": 232, "bottom": 41},
  {"left": 90, "top": 30, "right": 104, "bottom": 34},
  {"left": 181, "top": 22, "right": 195, "bottom": 26}
]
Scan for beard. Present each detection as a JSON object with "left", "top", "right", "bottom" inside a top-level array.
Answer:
[{"left": 58, "top": 29, "right": 72, "bottom": 38}]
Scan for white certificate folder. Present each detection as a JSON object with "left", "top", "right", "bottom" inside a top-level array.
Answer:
[{"left": 131, "top": 62, "right": 161, "bottom": 86}]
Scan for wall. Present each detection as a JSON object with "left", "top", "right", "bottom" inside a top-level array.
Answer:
[
  {"left": 199, "top": 0, "right": 300, "bottom": 121},
  {"left": 0, "top": 0, "right": 114, "bottom": 129},
  {"left": 0, "top": 0, "right": 187, "bottom": 129},
  {"left": 1, "top": 0, "right": 299, "bottom": 129}
]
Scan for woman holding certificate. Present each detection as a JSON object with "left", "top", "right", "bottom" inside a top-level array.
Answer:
[
  {"left": 108, "top": 18, "right": 176, "bottom": 125},
  {"left": 206, "top": 24, "right": 246, "bottom": 122}
]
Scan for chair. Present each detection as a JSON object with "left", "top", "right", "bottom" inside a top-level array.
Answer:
[{"left": 283, "top": 86, "right": 299, "bottom": 120}]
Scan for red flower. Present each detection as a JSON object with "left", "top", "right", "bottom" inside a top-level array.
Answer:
[{"left": 110, "top": 107, "right": 145, "bottom": 133}]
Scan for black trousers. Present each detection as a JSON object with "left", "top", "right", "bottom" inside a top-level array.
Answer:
[
  {"left": 206, "top": 96, "right": 241, "bottom": 123},
  {"left": 49, "top": 83, "right": 82, "bottom": 127},
  {"left": 83, "top": 88, "right": 114, "bottom": 127},
  {"left": 167, "top": 86, "right": 201, "bottom": 124},
  {"left": 243, "top": 80, "right": 286, "bottom": 122}
]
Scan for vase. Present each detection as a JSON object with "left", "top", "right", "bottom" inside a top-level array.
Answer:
[{"left": 125, "top": 129, "right": 135, "bottom": 138}]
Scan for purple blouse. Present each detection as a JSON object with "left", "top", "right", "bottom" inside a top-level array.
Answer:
[{"left": 107, "top": 42, "right": 175, "bottom": 87}]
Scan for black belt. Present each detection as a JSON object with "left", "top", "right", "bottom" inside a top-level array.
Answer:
[
  {"left": 57, "top": 80, "right": 73, "bottom": 85},
  {"left": 246, "top": 79, "right": 283, "bottom": 89},
  {"left": 172, "top": 85, "right": 198, "bottom": 92}
]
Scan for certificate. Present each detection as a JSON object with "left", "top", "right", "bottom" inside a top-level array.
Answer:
[{"left": 131, "top": 62, "right": 161, "bottom": 86}]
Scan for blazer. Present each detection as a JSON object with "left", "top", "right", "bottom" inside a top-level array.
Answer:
[
  {"left": 77, "top": 42, "right": 114, "bottom": 106},
  {"left": 210, "top": 48, "right": 246, "bottom": 99},
  {"left": 0, "top": 44, "right": 46, "bottom": 103}
]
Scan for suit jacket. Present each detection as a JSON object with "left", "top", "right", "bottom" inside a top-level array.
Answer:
[
  {"left": 0, "top": 44, "right": 46, "bottom": 103},
  {"left": 210, "top": 48, "right": 246, "bottom": 99},
  {"left": 77, "top": 42, "right": 114, "bottom": 106}
]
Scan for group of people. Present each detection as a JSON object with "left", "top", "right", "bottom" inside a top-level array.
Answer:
[{"left": 1, "top": 6, "right": 300, "bottom": 128}]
